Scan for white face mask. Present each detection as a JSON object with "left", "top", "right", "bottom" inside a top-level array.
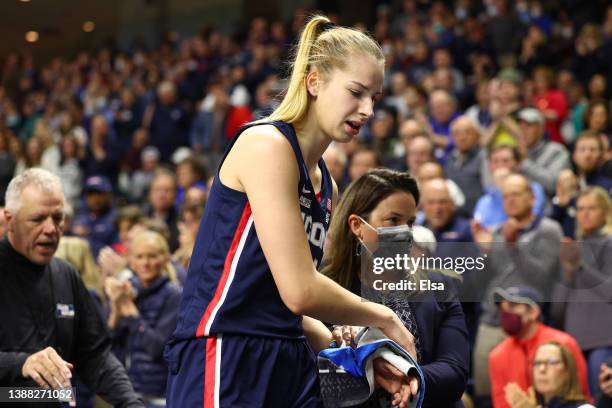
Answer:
[
  {"left": 356, "top": 217, "right": 415, "bottom": 284},
  {"left": 357, "top": 216, "right": 414, "bottom": 245}
]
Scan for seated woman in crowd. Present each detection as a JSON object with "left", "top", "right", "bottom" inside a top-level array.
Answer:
[
  {"left": 104, "top": 230, "right": 182, "bottom": 407},
  {"left": 505, "top": 341, "right": 595, "bottom": 408},
  {"left": 322, "top": 168, "right": 469, "bottom": 408}
]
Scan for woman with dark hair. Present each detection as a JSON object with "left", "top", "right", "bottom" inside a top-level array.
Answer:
[
  {"left": 583, "top": 101, "right": 610, "bottom": 137},
  {"left": 175, "top": 155, "right": 208, "bottom": 209},
  {"left": 322, "top": 168, "right": 469, "bottom": 408},
  {"left": 583, "top": 101, "right": 611, "bottom": 159}
]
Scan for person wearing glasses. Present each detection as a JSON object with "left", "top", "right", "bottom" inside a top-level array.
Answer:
[{"left": 504, "top": 341, "right": 595, "bottom": 408}]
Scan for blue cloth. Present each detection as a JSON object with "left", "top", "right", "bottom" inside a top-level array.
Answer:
[
  {"left": 319, "top": 335, "right": 425, "bottom": 408},
  {"left": 473, "top": 182, "right": 547, "bottom": 228}
]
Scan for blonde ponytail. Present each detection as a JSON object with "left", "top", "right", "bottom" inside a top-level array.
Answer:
[
  {"left": 266, "top": 16, "right": 330, "bottom": 124},
  {"left": 265, "top": 15, "right": 384, "bottom": 125}
]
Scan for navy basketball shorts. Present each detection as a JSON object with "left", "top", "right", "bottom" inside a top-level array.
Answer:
[{"left": 165, "top": 334, "right": 323, "bottom": 407}]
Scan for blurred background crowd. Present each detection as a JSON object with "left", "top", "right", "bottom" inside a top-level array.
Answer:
[{"left": 0, "top": 0, "right": 611, "bottom": 407}]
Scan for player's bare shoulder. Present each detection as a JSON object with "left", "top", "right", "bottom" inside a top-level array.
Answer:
[
  {"left": 236, "top": 124, "right": 291, "bottom": 154},
  {"left": 221, "top": 123, "right": 297, "bottom": 191}
]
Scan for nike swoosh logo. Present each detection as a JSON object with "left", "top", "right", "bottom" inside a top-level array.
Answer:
[{"left": 302, "top": 186, "right": 311, "bottom": 194}]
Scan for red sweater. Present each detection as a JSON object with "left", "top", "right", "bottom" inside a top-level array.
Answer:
[{"left": 489, "top": 323, "right": 591, "bottom": 408}]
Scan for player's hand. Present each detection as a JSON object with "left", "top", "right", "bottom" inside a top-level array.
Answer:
[
  {"left": 21, "top": 347, "right": 73, "bottom": 390},
  {"left": 373, "top": 358, "right": 418, "bottom": 408},
  {"left": 379, "top": 312, "right": 417, "bottom": 362}
]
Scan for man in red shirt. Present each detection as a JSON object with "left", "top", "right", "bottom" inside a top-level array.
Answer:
[{"left": 488, "top": 286, "right": 591, "bottom": 408}]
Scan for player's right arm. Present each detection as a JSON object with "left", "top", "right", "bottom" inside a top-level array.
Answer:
[{"left": 219, "top": 125, "right": 414, "bottom": 354}]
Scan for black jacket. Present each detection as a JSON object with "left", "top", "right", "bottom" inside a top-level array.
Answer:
[{"left": 0, "top": 238, "right": 143, "bottom": 407}]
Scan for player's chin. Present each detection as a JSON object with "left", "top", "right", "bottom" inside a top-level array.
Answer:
[
  {"left": 332, "top": 126, "right": 357, "bottom": 143},
  {"left": 334, "top": 134, "right": 353, "bottom": 143}
]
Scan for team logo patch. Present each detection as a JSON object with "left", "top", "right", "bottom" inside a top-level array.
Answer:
[
  {"left": 300, "top": 196, "right": 312, "bottom": 209},
  {"left": 56, "top": 303, "right": 75, "bottom": 318}
]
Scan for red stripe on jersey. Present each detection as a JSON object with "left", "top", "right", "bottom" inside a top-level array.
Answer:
[
  {"left": 196, "top": 202, "right": 252, "bottom": 337},
  {"left": 204, "top": 336, "right": 217, "bottom": 407}
]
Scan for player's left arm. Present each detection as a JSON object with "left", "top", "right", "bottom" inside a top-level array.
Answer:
[{"left": 302, "top": 316, "right": 333, "bottom": 353}]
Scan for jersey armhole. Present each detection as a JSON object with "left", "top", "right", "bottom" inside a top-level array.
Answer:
[
  {"left": 215, "top": 121, "right": 303, "bottom": 195},
  {"left": 215, "top": 123, "right": 274, "bottom": 195}
]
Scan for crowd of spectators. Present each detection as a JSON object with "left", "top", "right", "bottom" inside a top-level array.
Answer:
[{"left": 1, "top": 0, "right": 612, "bottom": 407}]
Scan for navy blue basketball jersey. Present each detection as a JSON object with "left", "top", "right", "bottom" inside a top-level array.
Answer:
[{"left": 170, "top": 121, "right": 333, "bottom": 341}]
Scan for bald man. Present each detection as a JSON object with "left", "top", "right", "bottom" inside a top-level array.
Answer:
[
  {"left": 429, "top": 90, "right": 460, "bottom": 162},
  {"left": 445, "top": 116, "right": 485, "bottom": 217},
  {"left": 420, "top": 178, "right": 473, "bottom": 245},
  {"left": 405, "top": 135, "right": 435, "bottom": 175},
  {"left": 417, "top": 162, "right": 466, "bottom": 210},
  {"left": 471, "top": 173, "right": 564, "bottom": 399},
  {"left": 399, "top": 119, "right": 428, "bottom": 149}
]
